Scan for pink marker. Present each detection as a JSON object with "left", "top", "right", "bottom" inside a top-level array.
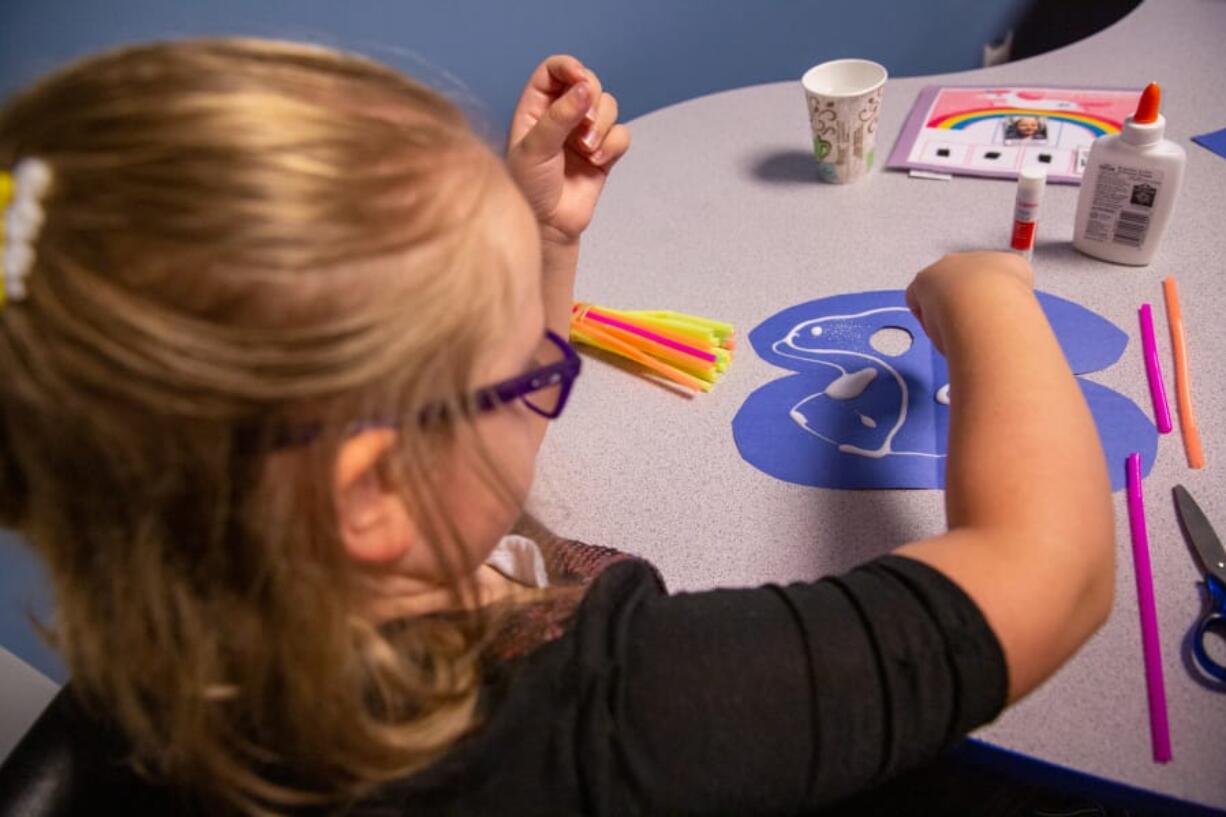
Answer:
[
  {"left": 1138, "top": 304, "right": 1173, "bottom": 433},
  {"left": 1126, "top": 453, "right": 1172, "bottom": 763}
]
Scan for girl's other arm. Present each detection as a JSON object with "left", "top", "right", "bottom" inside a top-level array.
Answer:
[{"left": 896, "top": 252, "right": 1114, "bottom": 703}]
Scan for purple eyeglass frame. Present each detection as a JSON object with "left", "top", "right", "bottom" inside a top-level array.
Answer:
[
  {"left": 468, "top": 329, "right": 581, "bottom": 420},
  {"left": 272, "top": 329, "right": 581, "bottom": 447}
]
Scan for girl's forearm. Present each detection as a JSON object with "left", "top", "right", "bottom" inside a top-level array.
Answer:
[
  {"left": 938, "top": 279, "right": 1110, "bottom": 541},
  {"left": 898, "top": 266, "right": 1114, "bottom": 700},
  {"left": 540, "top": 237, "right": 579, "bottom": 338}
]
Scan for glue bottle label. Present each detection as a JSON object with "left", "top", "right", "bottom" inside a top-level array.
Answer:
[
  {"left": 1010, "top": 218, "right": 1036, "bottom": 250},
  {"left": 1010, "top": 197, "right": 1041, "bottom": 251},
  {"left": 1081, "top": 163, "right": 1164, "bottom": 249}
]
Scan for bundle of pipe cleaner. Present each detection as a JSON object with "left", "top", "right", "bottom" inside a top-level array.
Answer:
[{"left": 570, "top": 302, "right": 734, "bottom": 392}]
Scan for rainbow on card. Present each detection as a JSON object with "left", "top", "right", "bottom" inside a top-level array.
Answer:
[{"left": 927, "top": 108, "right": 1122, "bottom": 136}]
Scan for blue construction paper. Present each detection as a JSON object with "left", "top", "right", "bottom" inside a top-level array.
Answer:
[
  {"left": 732, "top": 290, "right": 1155, "bottom": 491},
  {"left": 1192, "top": 127, "right": 1226, "bottom": 161}
]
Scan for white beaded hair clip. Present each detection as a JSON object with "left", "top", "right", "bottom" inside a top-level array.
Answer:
[{"left": 0, "top": 158, "right": 54, "bottom": 306}]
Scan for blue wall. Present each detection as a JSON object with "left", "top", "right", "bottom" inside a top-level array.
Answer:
[
  {"left": 0, "top": 532, "right": 62, "bottom": 682},
  {"left": 1, "top": 0, "right": 1030, "bottom": 137},
  {"left": 0, "top": 0, "right": 1029, "bottom": 683}
]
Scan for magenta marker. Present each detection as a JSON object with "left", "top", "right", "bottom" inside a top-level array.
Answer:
[
  {"left": 1125, "top": 452, "right": 1172, "bottom": 763},
  {"left": 1138, "top": 304, "right": 1173, "bottom": 433}
]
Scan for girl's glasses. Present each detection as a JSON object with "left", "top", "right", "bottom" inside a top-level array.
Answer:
[
  {"left": 467, "top": 329, "right": 581, "bottom": 420},
  {"left": 272, "top": 330, "right": 582, "bottom": 447}
]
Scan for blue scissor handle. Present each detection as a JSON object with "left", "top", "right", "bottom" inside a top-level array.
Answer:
[{"left": 1193, "top": 574, "right": 1226, "bottom": 683}]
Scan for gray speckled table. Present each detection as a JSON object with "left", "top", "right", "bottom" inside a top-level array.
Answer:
[{"left": 530, "top": 0, "right": 1226, "bottom": 808}]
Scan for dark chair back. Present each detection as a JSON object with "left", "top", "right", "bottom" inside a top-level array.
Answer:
[{"left": 0, "top": 686, "right": 199, "bottom": 816}]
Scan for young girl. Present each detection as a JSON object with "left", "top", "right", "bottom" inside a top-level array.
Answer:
[{"left": 0, "top": 39, "right": 1113, "bottom": 815}]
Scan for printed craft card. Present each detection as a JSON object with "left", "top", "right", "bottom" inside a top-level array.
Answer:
[{"left": 887, "top": 85, "right": 1143, "bottom": 184}]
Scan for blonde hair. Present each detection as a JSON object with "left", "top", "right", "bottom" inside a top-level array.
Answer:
[{"left": 0, "top": 38, "right": 522, "bottom": 813}]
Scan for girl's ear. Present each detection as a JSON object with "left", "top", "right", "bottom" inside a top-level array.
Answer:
[{"left": 334, "top": 429, "right": 417, "bottom": 564}]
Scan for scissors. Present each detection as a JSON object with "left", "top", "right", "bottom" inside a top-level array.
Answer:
[{"left": 1173, "top": 485, "right": 1226, "bottom": 683}]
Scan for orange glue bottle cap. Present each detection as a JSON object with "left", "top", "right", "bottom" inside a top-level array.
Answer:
[
  {"left": 1121, "top": 82, "right": 1165, "bottom": 146},
  {"left": 1134, "top": 82, "right": 1161, "bottom": 124}
]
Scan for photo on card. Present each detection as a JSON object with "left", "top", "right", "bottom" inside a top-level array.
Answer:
[{"left": 1003, "top": 115, "right": 1049, "bottom": 143}]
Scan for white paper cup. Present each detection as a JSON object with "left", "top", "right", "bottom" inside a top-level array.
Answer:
[{"left": 801, "top": 59, "right": 888, "bottom": 183}]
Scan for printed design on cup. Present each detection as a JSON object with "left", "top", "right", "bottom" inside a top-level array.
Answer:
[
  {"left": 731, "top": 289, "right": 1156, "bottom": 491},
  {"left": 809, "top": 99, "right": 836, "bottom": 163},
  {"left": 859, "top": 89, "right": 882, "bottom": 170},
  {"left": 806, "top": 89, "right": 883, "bottom": 181}
]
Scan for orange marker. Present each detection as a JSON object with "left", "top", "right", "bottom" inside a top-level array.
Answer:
[{"left": 1162, "top": 277, "right": 1204, "bottom": 468}]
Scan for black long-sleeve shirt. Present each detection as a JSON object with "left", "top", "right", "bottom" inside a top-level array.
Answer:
[{"left": 370, "top": 554, "right": 1007, "bottom": 816}]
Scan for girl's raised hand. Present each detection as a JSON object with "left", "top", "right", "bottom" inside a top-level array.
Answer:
[{"left": 506, "top": 55, "right": 630, "bottom": 245}]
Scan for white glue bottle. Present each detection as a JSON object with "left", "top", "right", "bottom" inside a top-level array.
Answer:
[{"left": 1073, "top": 82, "right": 1185, "bottom": 266}]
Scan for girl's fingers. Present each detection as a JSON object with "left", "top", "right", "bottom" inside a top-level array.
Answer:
[
  {"left": 510, "top": 56, "right": 597, "bottom": 148},
  {"left": 588, "top": 123, "right": 631, "bottom": 168},
  {"left": 515, "top": 81, "right": 593, "bottom": 162},
  {"left": 573, "top": 92, "right": 619, "bottom": 153},
  {"left": 581, "top": 68, "right": 602, "bottom": 122},
  {"left": 537, "top": 55, "right": 588, "bottom": 95}
]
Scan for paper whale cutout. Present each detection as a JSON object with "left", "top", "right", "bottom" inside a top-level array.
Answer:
[{"left": 732, "top": 290, "right": 1156, "bottom": 491}]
